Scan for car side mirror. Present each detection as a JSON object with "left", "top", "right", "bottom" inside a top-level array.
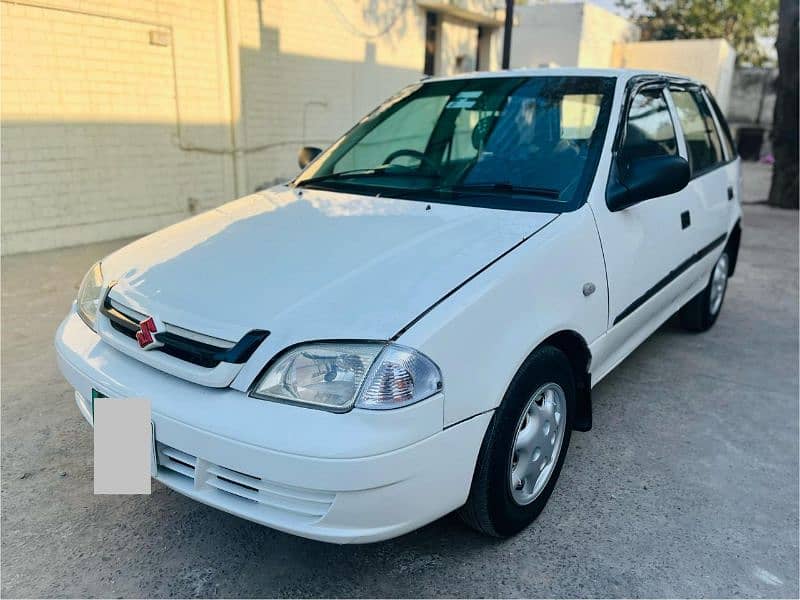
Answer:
[
  {"left": 606, "top": 154, "right": 690, "bottom": 212},
  {"left": 298, "top": 146, "right": 322, "bottom": 169}
]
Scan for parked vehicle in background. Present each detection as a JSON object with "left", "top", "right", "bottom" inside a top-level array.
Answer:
[{"left": 56, "top": 69, "right": 742, "bottom": 543}]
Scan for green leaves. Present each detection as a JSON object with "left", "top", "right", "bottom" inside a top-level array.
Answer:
[{"left": 618, "top": 0, "right": 779, "bottom": 65}]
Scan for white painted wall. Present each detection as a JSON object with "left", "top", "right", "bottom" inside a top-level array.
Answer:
[
  {"left": 511, "top": 3, "right": 585, "bottom": 68},
  {"left": 511, "top": 2, "right": 638, "bottom": 69},
  {"left": 577, "top": 3, "right": 639, "bottom": 67}
]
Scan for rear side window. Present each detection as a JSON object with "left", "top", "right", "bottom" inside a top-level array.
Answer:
[
  {"left": 705, "top": 90, "right": 736, "bottom": 159},
  {"left": 620, "top": 89, "right": 678, "bottom": 160},
  {"left": 671, "top": 89, "right": 725, "bottom": 174}
]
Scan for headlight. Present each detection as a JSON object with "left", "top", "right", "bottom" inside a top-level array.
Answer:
[
  {"left": 250, "top": 342, "right": 443, "bottom": 412},
  {"left": 76, "top": 261, "right": 104, "bottom": 331}
]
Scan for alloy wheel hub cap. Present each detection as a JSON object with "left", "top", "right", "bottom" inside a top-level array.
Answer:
[
  {"left": 509, "top": 382, "right": 566, "bottom": 505},
  {"left": 709, "top": 253, "right": 729, "bottom": 316}
]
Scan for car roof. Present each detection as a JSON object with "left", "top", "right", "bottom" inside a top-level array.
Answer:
[{"left": 423, "top": 67, "right": 700, "bottom": 87}]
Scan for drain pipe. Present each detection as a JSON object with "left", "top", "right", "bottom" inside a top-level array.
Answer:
[{"left": 221, "top": 0, "right": 248, "bottom": 197}]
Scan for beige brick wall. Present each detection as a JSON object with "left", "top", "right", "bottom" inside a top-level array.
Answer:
[
  {"left": 1, "top": 0, "right": 235, "bottom": 254},
  {"left": 1, "top": 0, "right": 503, "bottom": 254}
]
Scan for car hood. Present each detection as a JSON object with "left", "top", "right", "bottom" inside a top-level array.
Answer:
[{"left": 102, "top": 187, "right": 557, "bottom": 344}]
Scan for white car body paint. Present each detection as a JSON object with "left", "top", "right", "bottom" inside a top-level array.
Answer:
[
  {"left": 399, "top": 204, "right": 608, "bottom": 426},
  {"left": 55, "top": 68, "right": 742, "bottom": 543}
]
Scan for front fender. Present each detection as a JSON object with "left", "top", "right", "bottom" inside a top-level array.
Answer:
[{"left": 397, "top": 205, "right": 608, "bottom": 426}]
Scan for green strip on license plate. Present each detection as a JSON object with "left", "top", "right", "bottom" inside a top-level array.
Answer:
[{"left": 91, "top": 388, "right": 107, "bottom": 417}]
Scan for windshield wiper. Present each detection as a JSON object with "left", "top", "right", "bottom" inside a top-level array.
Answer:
[
  {"left": 295, "top": 166, "right": 437, "bottom": 189},
  {"left": 294, "top": 167, "right": 384, "bottom": 188},
  {"left": 446, "top": 182, "right": 560, "bottom": 199}
]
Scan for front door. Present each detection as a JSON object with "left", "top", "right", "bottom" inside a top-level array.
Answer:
[
  {"left": 592, "top": 85, "right": 694, "bottom": 326},
  {"left": 588, "top": 84, "right": 697, "bottom": 378}
]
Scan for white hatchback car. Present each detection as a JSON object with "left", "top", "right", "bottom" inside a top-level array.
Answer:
[{"left": 56, "top": 68, "right": 742, "bottom": 543}]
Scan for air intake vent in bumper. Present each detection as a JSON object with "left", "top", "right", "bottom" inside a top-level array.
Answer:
[{"left": 155, "top": 442, "right": 335, "bottom": 523}]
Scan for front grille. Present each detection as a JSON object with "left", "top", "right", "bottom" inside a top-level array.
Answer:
[
  {"left": 101, "top": 295, "right": 269, "bottom": 369},
  {"left": 156, "top": 442, "right": 335, "bottom": 521}
]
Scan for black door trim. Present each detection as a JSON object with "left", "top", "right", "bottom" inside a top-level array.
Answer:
[{"left": 613, "top": 233, "right": 727, "bottom": 326}]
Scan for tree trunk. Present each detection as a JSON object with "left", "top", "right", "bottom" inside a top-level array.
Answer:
[{"left": 767, "top": 0, "right": 799, "bottom": 209}]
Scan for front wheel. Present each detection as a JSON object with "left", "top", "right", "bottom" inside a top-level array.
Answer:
[
  {"left": 680, "top": 251, "right": 729, "bottom": 332},
  {"left": 459, "top": 346, "right": 575, "bottom": 537}
]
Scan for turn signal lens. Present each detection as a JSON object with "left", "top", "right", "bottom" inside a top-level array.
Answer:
[{"left": 356, "top": 344, "right": 442, "bottom": 410}]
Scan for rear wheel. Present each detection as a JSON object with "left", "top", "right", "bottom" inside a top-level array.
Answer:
[
  {"left": 680, "top": 251, "right": 729, "bottom": 332},
  {"left": 459, "top": 346, "right": 575, "bottom": 537}
]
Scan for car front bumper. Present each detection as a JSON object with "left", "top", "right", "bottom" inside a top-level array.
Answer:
[{"left": 55, "top": 311, "right": 492, "bottom": 543}]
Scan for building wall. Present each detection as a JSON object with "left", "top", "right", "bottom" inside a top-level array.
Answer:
[
  {"left": 235, "top": 0, "right": 428, "bottom": 192},
  {"left": 510, "top": 3, "right": 585, "bottom": 68},
  {"left": 237, "top": 0, "right": 503, "bottom": 188},
  {"left": 1, "top": 0, "right": 235, "bottom": 255},
  {"left": 511, "top": 2, "right": 638, "bottom": 69},
  {"left": 439, "top": 16, "right": 479, "bottom": 75},
  {"left": 1, "top": 0, "right": 502, "bottom": 254},
  {"left": 613, "top": 38, "right": 737, "bottom": 110},
  {"left": 577, "top": 3, "right": 639, "bottom": 68},
  {"left": 727, "top": 67, "right": 776, "bottom": 127}
]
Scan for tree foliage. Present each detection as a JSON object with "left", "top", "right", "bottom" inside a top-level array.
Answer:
[
  {"left": 617, "top": 0, "right": 779, "bottom": 66},
  {"left": 767, "top": 0, "right": 798, "bottom": 208}
]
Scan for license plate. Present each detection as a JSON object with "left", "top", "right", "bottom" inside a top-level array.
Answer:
[{"left": 91, "top": 391, "right": 157, "bottom": 476}]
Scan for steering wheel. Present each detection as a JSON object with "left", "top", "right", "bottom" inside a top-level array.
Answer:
[{"left": 383, "top": 149, "right": 438, "bottom": 172}]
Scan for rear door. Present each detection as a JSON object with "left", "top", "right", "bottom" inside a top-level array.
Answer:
[
  {"left": 667, "top": 87, "right": 732, "bottom": 273},
  {"left": 705, "top": 88, "right": 742, "bottom": 229}
]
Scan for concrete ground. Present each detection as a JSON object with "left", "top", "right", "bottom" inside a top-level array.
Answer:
[{"left": 2, "top": 163, "right": 798, "bottom": 598}]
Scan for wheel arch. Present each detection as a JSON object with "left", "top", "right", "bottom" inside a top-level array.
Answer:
[{"left": 536, "top": 330, "right": 592, "bottom": 432}]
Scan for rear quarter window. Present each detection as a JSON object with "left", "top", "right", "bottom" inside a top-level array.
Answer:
[{"left": 705, "top": 90, "right": 737, "bottom": 159}]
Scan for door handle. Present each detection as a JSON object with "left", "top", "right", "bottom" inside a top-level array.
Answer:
[
  {"left": 727, "top": 186, "right": 734, "bottom": 201},
  {"left": 681, "top": 210, "right": 691, "bottom": 229}
]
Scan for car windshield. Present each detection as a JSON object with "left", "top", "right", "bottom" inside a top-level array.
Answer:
[{"left": 294, "top": 76, "right": 616, "bottom": 212}]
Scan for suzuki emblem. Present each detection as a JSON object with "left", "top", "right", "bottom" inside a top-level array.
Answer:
[{"left": 136, "top": 316, "right": 164, "bottom": 350}]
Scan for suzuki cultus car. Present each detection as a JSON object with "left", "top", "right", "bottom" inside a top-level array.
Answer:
[{"left": 57, "top": 69, "right": 742, "bottom": 543}]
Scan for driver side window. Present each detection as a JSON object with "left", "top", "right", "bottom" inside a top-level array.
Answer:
[{"left": 621, "top": 89, "right": 678, "bottom": 161}]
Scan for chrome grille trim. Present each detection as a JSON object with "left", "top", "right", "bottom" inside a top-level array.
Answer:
[
  {"left": 107, "top": 297, "right": 236, "bottom": 349},
  {"left": 101, "top": 292, "right": 269, "bottom": 370}
]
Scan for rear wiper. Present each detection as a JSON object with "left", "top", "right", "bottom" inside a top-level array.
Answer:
[{"left": 447, "top": 182, "right": 560, "bottom": 199}]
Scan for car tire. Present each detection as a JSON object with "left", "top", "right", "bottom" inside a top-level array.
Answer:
[
  {"left": 459, "top": 345, "right": 575, "bottom": 537},
  {"left": 680, "top": 250, "right": 729, "bottom": 332}
]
